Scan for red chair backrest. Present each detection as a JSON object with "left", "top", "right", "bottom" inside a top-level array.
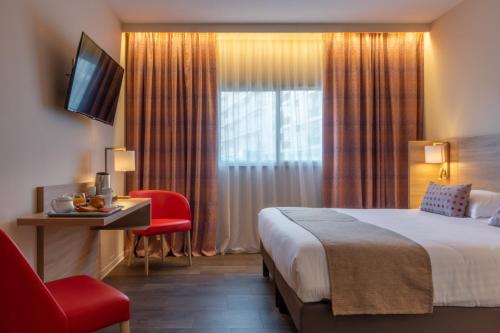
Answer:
[
  {"left": 0, "top": 229, "right": 69, "bottom": 333},
  {"left": 130, "top": 190, "right": 192, "bottom": 220}
]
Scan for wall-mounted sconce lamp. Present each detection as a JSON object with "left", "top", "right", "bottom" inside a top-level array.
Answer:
[{"left": 424, "top": 142, "right": 450, "bottom": 179}]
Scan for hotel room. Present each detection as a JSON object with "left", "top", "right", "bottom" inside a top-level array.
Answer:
[{"left": 1, "top": 0, "right": 500, "bottom": 332}]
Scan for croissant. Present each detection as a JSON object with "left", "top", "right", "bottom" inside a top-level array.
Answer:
[{"left": 89, "top": 196, "right": 105, "bottom": 209}]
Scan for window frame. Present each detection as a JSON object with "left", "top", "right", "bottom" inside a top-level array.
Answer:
[{"left": 218, "top": 88, "right": 323, "bottom": 166}]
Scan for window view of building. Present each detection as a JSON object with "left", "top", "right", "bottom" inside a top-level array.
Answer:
[
  {"left": 219, "top": 89, "right": 322, "bottom": 164},
  {"left": 280, "top": 90, "right": 322, "bottom": 162}
]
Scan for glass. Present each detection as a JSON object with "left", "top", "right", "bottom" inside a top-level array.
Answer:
[
  {"left": 73, "top": 193, "right": 87, "bottom": 206},
  {"left": 279, "top": 90, "right": 322, "bottom": 162},
  {"left": 219, "top": 89, "right": 322, "bottom": 165},
  {"left": 219, "top": 91, "right": 276, "bottom": 164}
]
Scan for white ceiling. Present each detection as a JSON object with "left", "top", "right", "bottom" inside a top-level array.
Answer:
[{"left": 107, "top": 0, "right": 463, "bottom": 24}]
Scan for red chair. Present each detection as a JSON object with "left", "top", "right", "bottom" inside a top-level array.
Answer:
[
  {"left": 128, "top": 190, "right": 193, "bottom": 276},
  {"left": 0, "top": 229, "right": 130, "bottom": 333}
]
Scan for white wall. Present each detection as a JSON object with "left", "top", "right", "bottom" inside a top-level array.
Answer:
[
  {"left": 100, "top": 34, "right": 127, "bottom": 277},
  {"left": 425, "top": 0, "right": 500, "bottom": 139},
  {"left": 0, "top": 0, "right": 124, "bottom": 274}
]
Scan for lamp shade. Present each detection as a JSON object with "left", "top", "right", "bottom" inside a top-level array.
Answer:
[
  {"left": 424, "top": 145, "right": 445, "bottom": 164},
  {"left": 114, "top": 150, "right": 135, "bottom": 172}
]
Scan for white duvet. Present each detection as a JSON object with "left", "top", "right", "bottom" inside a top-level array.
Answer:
[{"left": 258, "top": 208, "right": 500, "bottom": 306}]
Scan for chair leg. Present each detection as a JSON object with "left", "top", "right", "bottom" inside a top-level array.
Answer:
[
  {"left": 128, "top": 234, "right": 136, "bottom": 267},
  {"left": 144, "top": 236, "right": 149, "bottom": 276},
  {"left": 187, "top": 230, "right": 192, "bottom": 266},
  {"left": 160, "top": 234, "right": 165, "bottom": 263},
  {"left": 120, "top": 320, "right": 130, "bottom": 333}
]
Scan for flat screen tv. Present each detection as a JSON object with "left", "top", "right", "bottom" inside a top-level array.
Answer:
[{"left": 64, "top": 32, "right": 124, "bottom": 126}]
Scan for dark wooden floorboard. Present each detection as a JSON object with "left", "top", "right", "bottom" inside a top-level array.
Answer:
[{"left": 98, "top": 254, "right": 297, "bottom": 333}]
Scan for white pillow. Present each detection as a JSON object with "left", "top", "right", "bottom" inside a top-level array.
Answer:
[
  {"left": 488, "top": 207, "right": 500, "bottom": 227},
  {"left": 466, "top": 190, "right": 500, "bottom": 218}
]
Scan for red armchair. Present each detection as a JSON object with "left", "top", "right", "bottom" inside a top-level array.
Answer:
[
  {"left": 0, "top": 229, "right": 130, "bottom": 333},
  {"left": 128, "top": 190, "right": 193, "bottom": 276}
]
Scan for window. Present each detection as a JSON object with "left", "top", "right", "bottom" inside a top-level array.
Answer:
[
  {"left": 217, "top": 34, "right": 323, "bottom": 165},
  {"left": 219, "top": 89, "right": 322, "bottom": 164}
]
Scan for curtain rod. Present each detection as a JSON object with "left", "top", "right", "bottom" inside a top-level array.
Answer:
[{"left": 122, "top": 23, "right": 431, "bottom": 33}]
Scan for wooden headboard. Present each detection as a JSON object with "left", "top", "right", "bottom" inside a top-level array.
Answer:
[{"left": 409, "top": 134, "right": 500, "bottom": 208}]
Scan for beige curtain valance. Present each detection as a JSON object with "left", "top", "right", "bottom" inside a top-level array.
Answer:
[{"left": 217, "top": 33, "right": 323, "bottom": 90}]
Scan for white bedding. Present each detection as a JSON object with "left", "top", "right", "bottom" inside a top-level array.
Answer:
[{"left": 258, "top": 208, "right": 500, "bottom": 306}]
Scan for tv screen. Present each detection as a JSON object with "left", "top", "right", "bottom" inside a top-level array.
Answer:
[{"left": 65, "top": 32, "right": 124, "bottom": 126}]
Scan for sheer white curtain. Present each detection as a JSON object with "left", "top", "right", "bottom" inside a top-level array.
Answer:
[{"left": 216, "top": 34, "right": 323, "bottom": 253}]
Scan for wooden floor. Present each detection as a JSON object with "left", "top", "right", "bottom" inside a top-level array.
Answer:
[{"left": 99, "top": 254, "right": 297, "bottom": 333}]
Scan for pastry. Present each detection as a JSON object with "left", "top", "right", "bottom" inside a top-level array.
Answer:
[
  {"left": 75, "top": 205, "right": 98, "bottom": 212},
  {"left": 90, "top": 196, "right": 105, "bottom": 209}
]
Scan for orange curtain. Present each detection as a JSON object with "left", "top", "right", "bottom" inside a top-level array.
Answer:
[
  {"left": 125, "top": 32, "right": 218, "bottom": 256},
  {"left": 323, "top": 33, "right": 424, "bottom": 208}
]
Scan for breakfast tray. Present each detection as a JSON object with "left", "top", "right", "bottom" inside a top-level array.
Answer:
[{"left": 47, "top": 206, "right": 123, "bottom": 217}]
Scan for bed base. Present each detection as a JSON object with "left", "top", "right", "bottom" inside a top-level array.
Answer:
[{"left": 262, "top": 247, "right": 500, "bottom": 333}]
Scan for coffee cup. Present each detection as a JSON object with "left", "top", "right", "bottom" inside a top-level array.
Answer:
[{"left": 101, "top": 188, "right": 114, "bottom": 208}]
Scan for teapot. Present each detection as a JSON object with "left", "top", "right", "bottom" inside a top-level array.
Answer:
[{"left": 51, "top": 195, "right": 75, "bottom": 213}]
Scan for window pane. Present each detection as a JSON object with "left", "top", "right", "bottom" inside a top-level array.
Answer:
[
  {"left": 280, "top": 90, "right": 322, "bottom": 162},
  {"left": 219, "top": 91, "right": 276, "bottom": 164}
]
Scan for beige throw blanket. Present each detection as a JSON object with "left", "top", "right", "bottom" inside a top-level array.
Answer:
[{"left": 279, "top": 208, "right": 433, "bottom": 316}]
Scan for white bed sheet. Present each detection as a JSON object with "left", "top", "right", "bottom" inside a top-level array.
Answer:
[{"left": 258, "top": 208, "right": 500, "bottom": 306}]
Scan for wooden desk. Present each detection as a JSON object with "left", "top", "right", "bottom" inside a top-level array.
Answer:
[
  {"left": 17, "top": 183, "right": 151, "bottom": 281},
  {"left": 18, "top": 198, "right": 150, "bottom": 229}
]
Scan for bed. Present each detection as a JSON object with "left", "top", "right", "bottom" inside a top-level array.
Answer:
[
  {"left": 259, "top": 208, "right": 500, "bottom": 333},
  {"left": 257, "top": 135, "right": 500, "bottom": 333}
]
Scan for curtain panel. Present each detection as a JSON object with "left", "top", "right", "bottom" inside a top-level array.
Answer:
[
  {"left": 125, "top": 32, "right": 218, "bottom": 256},
  {"left": 216, "top": 34, "right": 324, "bottom": 253},
  {"left": 322, "top": 32, "right": 424, "bottom": 209}
]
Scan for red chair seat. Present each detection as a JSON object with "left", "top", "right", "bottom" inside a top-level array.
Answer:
[
  {"left": 133, "top": 218, "right": 192, "bottom": 236},
  {"left": 46, "top": 275, "right": 129, "bottom": 333}
]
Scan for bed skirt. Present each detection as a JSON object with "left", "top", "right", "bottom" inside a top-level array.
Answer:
[{"left": 261, "top": 245, "right": 500, "bottom": 333}]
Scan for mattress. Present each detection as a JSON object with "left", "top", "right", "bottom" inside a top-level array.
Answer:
[{"left": 258, "top": 208, "right": 500, "bottom": 307}]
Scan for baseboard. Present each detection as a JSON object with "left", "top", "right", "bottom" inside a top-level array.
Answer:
[{"left": 100, "top": 253, "right": 125, "bottom": 279}]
